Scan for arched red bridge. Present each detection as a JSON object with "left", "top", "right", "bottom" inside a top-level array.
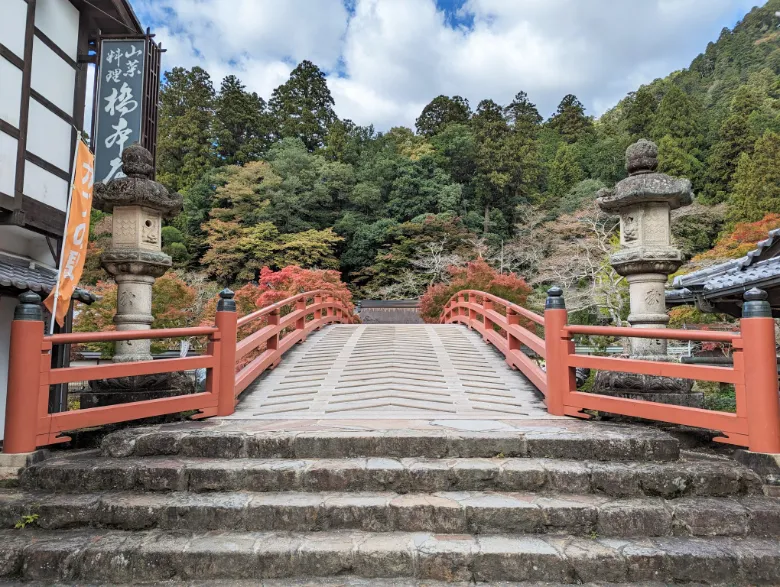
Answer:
[{"left": 4, "top": 287, "right": 780, "bottom": 454}]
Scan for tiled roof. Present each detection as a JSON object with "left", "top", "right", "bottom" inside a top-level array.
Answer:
[
  {"left": 673, "top": 228, "right": 780, "bottom": 289},
  {"left": 0, "top": 254, "right": 96, "bottom": 304},
  {"left": 702, "top": 256, "right": 780, "bottom": 292}
]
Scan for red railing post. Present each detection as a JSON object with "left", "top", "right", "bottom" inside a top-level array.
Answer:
[
  {"left": 326, "top": 296, "right": 335, "bottom": 318},
  {"left": 314, "top": 294, "right": 323, "bottom": 321},
  {"left": 740, "top": 288, "right": 780, "bottom": 454},
  {"left": 507, "top": 308, "right": 520, "bottom": 353},
  {"left": 296, "top": 297, "right": 306, "bottom": 337},
  {"left": 214, "top": 289, "right": 237, "bottom": 417},
  {"left": 543, "top": 287, "right": 570, "bottom": 416},
  {"left": 267, "top": 310, "right": 280, "bottom": 350},
  {"left": 4, "top": 292, "right": 45, "bottom": 454},
  {"left": 483, "top": 297, "right": 494, "bottom": 335}
]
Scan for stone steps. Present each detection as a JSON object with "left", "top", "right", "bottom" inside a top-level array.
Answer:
[
  {"left": 0, "top": 529, "right": 778, "bottom": 584},
  {"left": 6, "top": 423, "right": 778, "bottom": 584},
  {"left": 1, "top": 490, "right": 777, "bottom": 537},
  {"left": 21, "top": 454, "right": 761, "bottom": 497},
  {"left": 100, "top": 425, "right": 680, "bottom": 461}
]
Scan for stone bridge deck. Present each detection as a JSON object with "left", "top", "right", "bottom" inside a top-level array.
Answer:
[{"left": 229, "top": 324, "right": 556, "bottom": 420}]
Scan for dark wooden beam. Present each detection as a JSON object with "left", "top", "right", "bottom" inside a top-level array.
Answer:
[
  {"left": 21, "top": 196, "right": 66, "bottom": 237},
  {"left": 30, "top": 89, "right": 76, "bottom": 127},
  {"left": 0, "top": 43, "right": 24, "bottom": 70},
  {"left": 33, "top": 27, "right": 78, "bottom": 69},
  {"left": 0, "top": 120, "right": 20, "bottom": 140},
  {"left": 71, "top": 9, "right": 90, "bottom": 178},
  {"left": 14, "top": 0, "right": 36, "bottom": 207},
  {"left": 25, "top": 152, "right": 71, "bottom": 182}
]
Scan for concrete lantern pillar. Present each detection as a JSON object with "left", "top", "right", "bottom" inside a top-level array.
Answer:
[
  {"left": 85, "top": 145, "right": 186, "bottom": 406},
  {"left": 594, "top": 139, "right": 701, "bottom": 406}
]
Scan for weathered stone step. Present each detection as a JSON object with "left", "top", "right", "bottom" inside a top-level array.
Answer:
[
  {"left": 0, "top": 580, "right": 723, "bottom": 587},
  {"left": 1, "top": 529, "right": 778, "bottom": 583},
  {"left": 1, "top": 490, "right": 777, "bottom": 537},
  {"left": 101, "top": 424, "right": 680, "bottom": 461},
  {"left": 22, "top": 455, "right": 761, "bottom": 497}
]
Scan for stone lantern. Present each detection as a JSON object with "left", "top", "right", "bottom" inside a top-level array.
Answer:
[
  {"left": 595, "top": 139, "right": 700, "bottom": 406},
  {"left": 86, "top": 145, "right": 185, "bottom": 406}
]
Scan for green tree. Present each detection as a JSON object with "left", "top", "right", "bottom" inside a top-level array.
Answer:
[
  {"left": 470, "top": 99, "right": 528, "bottom": 234},
  {"left": 504, "top": 91, "right": 542, "bottom": 134},
  {"left": 157, "top": 67, "right": 216, "bottom": 193},
  {"left": 652, "top": 85, "right": 705, "bottom": 183},
  {"left": 651, "top": 85, "right": 703, "bottom": 150},
  {"left": 702, "top": 86, "right": 763, "bottom": 203},
  {"left": 727, "top": 131, "right": 780, "bottom": 224},
  {"left": 415, "top": 95, "right": 471, "bottom": 137},
  {"left": 213, "top": 75, "right": 269, "bottom": 165},
  {"left": 547, "top": 143, "right": 584, "bottom": 204},
  {"left": 268, "top": 60, "right": 337, "bottom": 151},
  {"left": 624, "top": 86, "right": 658, "bottom": 141},
  {"left": 547, "top": 94, "right": 593, "bottom": 143}
]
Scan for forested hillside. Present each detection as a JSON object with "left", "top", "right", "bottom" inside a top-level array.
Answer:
[{"left": 86, "top": 0, "right": 780, "bottom": 324}]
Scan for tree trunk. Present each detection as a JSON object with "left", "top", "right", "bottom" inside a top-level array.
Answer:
[{"left": 483, "top": 204, "right": 490, "bottom": 234}]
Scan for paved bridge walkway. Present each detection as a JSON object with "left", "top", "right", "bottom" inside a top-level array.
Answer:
[{"left": 229, "top": 324, "right": 556, "bottom": 420}]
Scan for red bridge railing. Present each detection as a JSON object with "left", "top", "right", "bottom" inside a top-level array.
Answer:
[
  {"left": 3, "top": 289, "right": 354, "bottom": 453},
  {"left": 441, "top": 287, "right": 780, "bottom": 453}
]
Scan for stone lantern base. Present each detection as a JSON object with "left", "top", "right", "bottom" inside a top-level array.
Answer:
[
  {"left": 592, "top": 360, "right": 701, "bottom": 407},
  {"left": 83, "top": 373, "right": 196, "bottom": 409}
]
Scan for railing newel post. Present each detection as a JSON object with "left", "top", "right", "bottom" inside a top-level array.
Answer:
[
  {"left": 214, "top": 289, "right": 237, "bottom": 417},
  {"left": 543, "top": 287, "right": 570, "bottom": 417},
  {"left": 740, "top": 288, "right": 780, "bottom": 454},
  {"left": 483, "top": 297, "right": 494, "bottom": 336},
  {"left": 4, "top": 292, "right": 45, "bottom": 454},
  {"left": 295, "top": 297, "right": 307, "bottom": 340},
  {"left": 314, "top": 294, "right": 323, "bottom": 321},
  {"left": 326, "top": 295, "right": 335, "bottom": 318},
  {"left": 507, "top": 308, "right": 520, "bottom": 353}
]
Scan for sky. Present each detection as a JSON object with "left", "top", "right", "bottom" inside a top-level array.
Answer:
[{"left": 128, "top": 0, "right": 761, "bottom": 131}]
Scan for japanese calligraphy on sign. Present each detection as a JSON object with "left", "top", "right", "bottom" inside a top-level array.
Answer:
[{"left": 94, "top": 39, "right": 146, "bottom": 184}]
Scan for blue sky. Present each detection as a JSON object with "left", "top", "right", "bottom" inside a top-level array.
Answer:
[{"left": 129, "top": 0, "right": 762, "bottom": 130}]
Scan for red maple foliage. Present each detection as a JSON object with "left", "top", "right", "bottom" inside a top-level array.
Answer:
[
  {"left": 419, "top": 259, "right": 533, "bottom": 324},
  {"left": 695, "top": 213, "right": 780, "bottom": 262}
]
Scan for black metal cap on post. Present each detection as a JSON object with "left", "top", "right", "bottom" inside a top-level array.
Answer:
[
  {"left": 742, "top": 287, "right": 771, "bottom": 318},
  {"left": 216, "top": 288, "right": 236, "bottom": 312},
  {"left": 14, "top": 291, "right": 43, "bottom": 321},
  {"left": 545, "top": 286, "right": 566, "bottom": 310}
]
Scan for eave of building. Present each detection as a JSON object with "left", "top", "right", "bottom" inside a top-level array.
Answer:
[{"left": 71, "top": 0, "right": 144, "bottom": 36}]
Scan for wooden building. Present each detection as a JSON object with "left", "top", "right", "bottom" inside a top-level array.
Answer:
[{"left": 0, "top": 0, "right": 144, "bottom": 438}]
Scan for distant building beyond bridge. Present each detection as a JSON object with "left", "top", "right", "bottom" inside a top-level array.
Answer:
[{"left": 357, "top": 299, "right": 423, "bottom": 324}]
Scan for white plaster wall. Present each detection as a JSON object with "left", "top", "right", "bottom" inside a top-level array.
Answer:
[
  {"left": 0, "top": 0, "right": 27, "bottom": 59},
  {"left": 34, "top": 0, "right": 79, "bottom": 61},
  {"left": 23, "top": 160, "right": 68, "bottom": 211},
  {"left": 0, "top": 225, "right": 57, "bottom": 266},
  {"left": 0, "top": 132, "right": 17, "bottom": 197},
  {"left": 27, "top": 99, "right": 72, "bottom": 172},
  {"left": 0, "top": 58, "right": 22, "bottom": 128},
  {"left": 0, "top": 295, "right": 17, "bottom": 441},
  {"left": 31, "top": 37, "right": 75, "bottom": 116}
]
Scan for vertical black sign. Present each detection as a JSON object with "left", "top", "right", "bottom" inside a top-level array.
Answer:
[{"left": 94, "top": 39, "right": 146, "bottom": 183}]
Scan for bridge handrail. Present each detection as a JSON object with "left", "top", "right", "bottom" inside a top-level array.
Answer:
[
  {"left": 45, "top": 326, "right": 218, "bottom": 344},
  {"left": 564, "top": 324, "right": 739, "bottom": 343},
  {"left": 440, "top": 290, "right": 547, "bottom": 395},
  {"left": 236, "top": 289, "right": 340, "bottom": 328},
  {"left": 2, "top": 290, "right": 355, "bottom": 454},
  {"left": 442, "top": 290, "right": 545, "bottom": 326},
  {"left": 440, "top": 286, "right": 780, "bottom": 454}
]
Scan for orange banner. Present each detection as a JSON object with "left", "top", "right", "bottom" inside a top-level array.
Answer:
[{"left": 44, "top": 139, "right": 95, "bottom": 327}]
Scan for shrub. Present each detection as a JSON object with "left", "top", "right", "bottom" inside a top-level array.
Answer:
[{"left": 419, "top": 259, "right": 533, "bottom": 324}]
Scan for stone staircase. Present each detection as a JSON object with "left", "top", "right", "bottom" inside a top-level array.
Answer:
[{"left": 0, "top": 422, "right": 778, "bottom": 584}]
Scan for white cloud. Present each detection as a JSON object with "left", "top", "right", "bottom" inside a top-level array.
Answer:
[{"left": 130, "top": 0, "right": 760, "bottom": 130}]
